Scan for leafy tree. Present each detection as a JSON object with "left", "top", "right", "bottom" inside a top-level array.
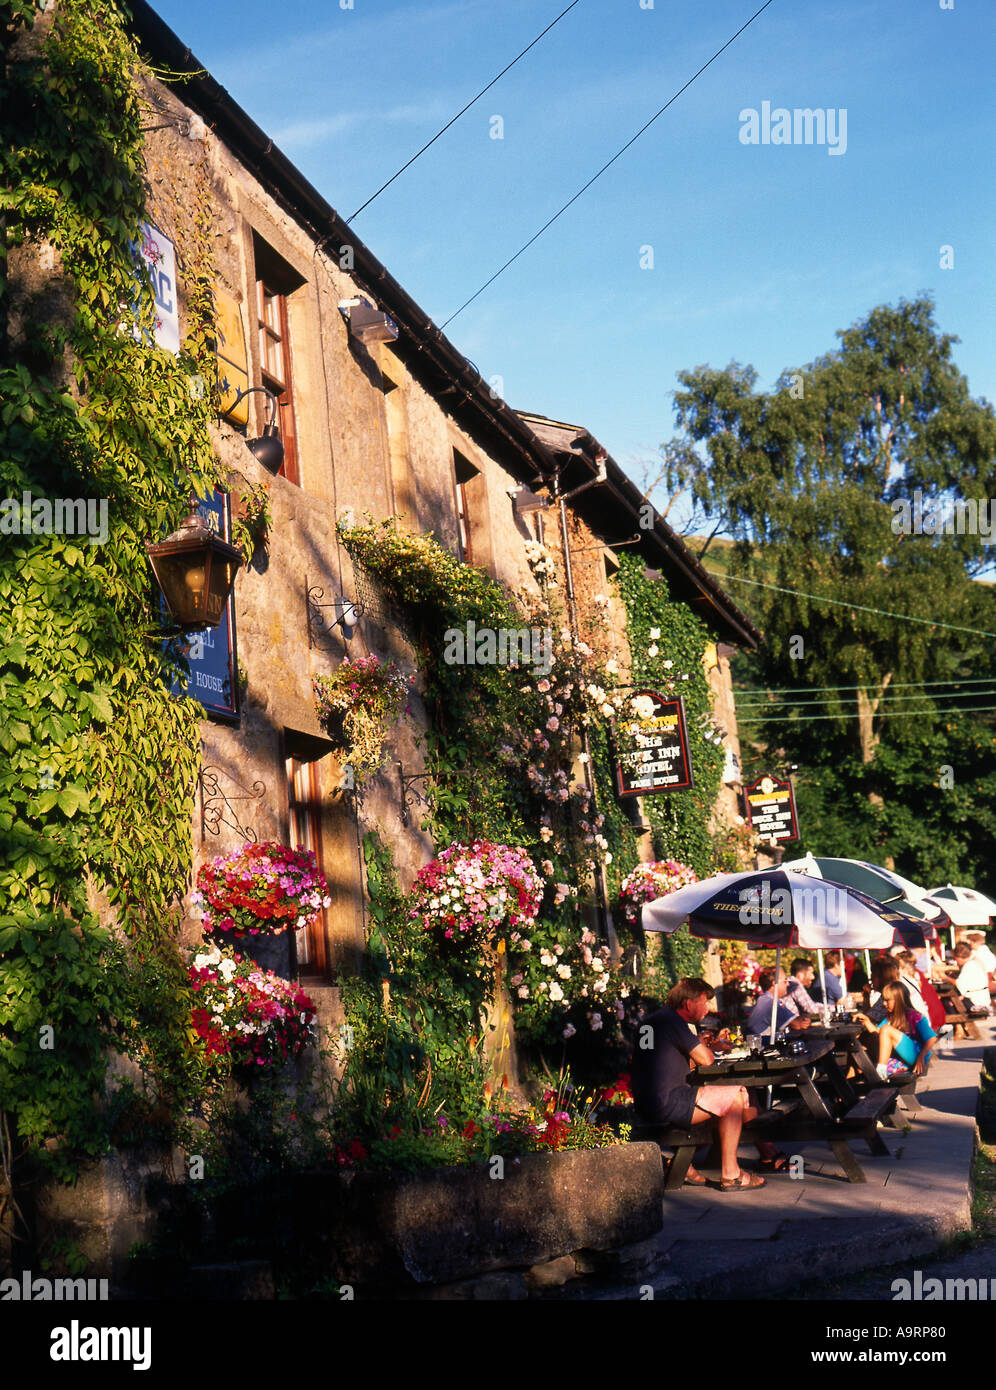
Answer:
[{"left": 659, "top": 297, "right": 996, "bottom": 888}]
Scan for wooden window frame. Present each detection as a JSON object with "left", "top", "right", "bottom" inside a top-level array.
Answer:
[
  {"left": 256, "top": 277, "right": 300, "bottom": 486},
  {"left": 285, "top": 753, "right": 329, "bottom": 979}
]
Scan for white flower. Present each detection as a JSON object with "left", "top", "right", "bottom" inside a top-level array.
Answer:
[
  {"left": 540, "top": 949, "right": 556, "bottom": 967},
  {"left": 600, "top": 703, "right": 614, "bottom": 718},
  {"left": 605, "top": 659, "right": 619, "bottom": 675},
  {"left": 647, "top": 644, "right": 659, "bottom": 658},
  {"left": 548, "top": 982, "right": 565, "bottom": 1002},
  {"left": 539, "top": 827, "right": 553, "bottom": 842},
  {"left": 649, "top": 627, "right": 661, "bottom": 640},
  {"left": 577, "top": 752, "right": 589, "bottom": 764},
  {"left": 557, "top": 964, "right": 572, "bottom": 980},
  {"left": 517, "top": 985, "right": 530, "bottom": 998},
  {"left": 663, "top": 659, "right": 673, "bottom": 669},
  {"left": 562, "top": 1022, "right": 577, "bottom": 1039},
  {"left": 591, "top": 958, "right": 604, "bottom": 973},
  {"left": 605, "top": 853, "right": 613, "bottom": 865}
]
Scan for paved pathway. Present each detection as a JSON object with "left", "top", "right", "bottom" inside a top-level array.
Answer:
[{"left": 568, "top": 1020, "right": 995, "bottom": 1300}]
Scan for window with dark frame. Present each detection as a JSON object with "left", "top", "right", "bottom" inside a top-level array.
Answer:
[
  {"left": 453, "top": 450, "right": 478, "bottom": 564},
  {"left": 252, "top": 234, "right": 304, "bottom": 487},
  {"left": 285, "top": 752, "right": 329, "bottom": 978}
]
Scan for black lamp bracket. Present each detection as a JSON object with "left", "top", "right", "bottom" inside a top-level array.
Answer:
[
  {"left": 199, "top": 764, "right": 266, "bottom": 843},
  {"left": 398, "top": 761, "right": 475, "bottom": 827},
  {"left": 306, "top": 576, "right": 365, "bottom": 651},
  {"left": 225, "top": 385, "right": 280, "bottom": 430}
]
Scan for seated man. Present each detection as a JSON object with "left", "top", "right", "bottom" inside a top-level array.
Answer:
[
  {"left": 784, "top": 958, "right": 821, "bottom": 1019},
  {"left": 966, "top": 931, "right": 996, "bottom": 982},
  {"left": 951, "top": 942, "right": 991, "bottom": 1013},
  {"left": 747, "top": 968, "right": 812, "bottom": 1038},
  {"left": 630, "top": 978, "right": 783, "bottom": 1190}
]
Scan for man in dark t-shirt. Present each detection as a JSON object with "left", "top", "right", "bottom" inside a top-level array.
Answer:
[{"left": 630, "top": 978, "right": 774, "bottom": 1190}]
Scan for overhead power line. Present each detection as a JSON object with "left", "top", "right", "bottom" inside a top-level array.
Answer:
[
  {"left": 735, "top": 677, "right": 996, "bottom": 697},
  {"left": 706, "top": 571, "right": 996, "bottom": 639},
  {"left": 348, "top": 0, "right": 583, "bottom": 222},
  {"left": 440, "top": 0, "right": 777, "bottom": 329},
  {"left": 737, "top": 687, "right": 996, "bottom": 712},
  {"left": 738, "top": 704, "right": 996, "bottom": 724}
]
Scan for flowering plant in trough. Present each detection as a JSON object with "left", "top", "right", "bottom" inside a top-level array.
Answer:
[
  {"left": 188, "top": 943, "right": 317, "bottom": 1069},
  {"left": 408, "top": 840, "right": 543, "bottom": 949},
  {"left": 313, "top": 654, "right": 413, "bottom": 786},
  {"left": 618, "top": 859, "right": 698, "bottom": 922},
  {"left": 193, "top": 841, "right": 331, "bottom": 939}
]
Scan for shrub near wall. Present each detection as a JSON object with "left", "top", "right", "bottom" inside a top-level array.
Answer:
[{"left": 1, "top": 0, "right": 225, "bottom": 1181}]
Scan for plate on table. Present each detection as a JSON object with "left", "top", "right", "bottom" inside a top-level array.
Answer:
[{"left": 722, "top": 1047, "right": 750, "bottom": 1060}]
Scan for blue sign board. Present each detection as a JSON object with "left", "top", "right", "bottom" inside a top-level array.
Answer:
[{"left": 169, "top": 490, "right": 240, "bottom": 723}]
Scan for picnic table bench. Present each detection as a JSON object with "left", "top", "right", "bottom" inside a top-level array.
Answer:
[
  {"left": 805, "top": 1021, "right": 922, "bottom": 1121},
  {"left": 934, "top": 978, "right": 985, "bottom": 1039},
  {"left": 616, "top": 1038, "right": 901, "bottom": 1186}
]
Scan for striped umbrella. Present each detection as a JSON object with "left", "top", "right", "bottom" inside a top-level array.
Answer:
[{"left": 642, "top": 869, "right": 923, "bottom": 1041}]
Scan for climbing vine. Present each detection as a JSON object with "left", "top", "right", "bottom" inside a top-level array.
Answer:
[{"left": 0, "top": 0, "right": 225, "bottom": 1177}]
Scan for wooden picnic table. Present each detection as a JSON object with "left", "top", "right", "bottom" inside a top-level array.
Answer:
[
  {"left": 934, "top": 978, "right": 982, "bottom": 1039},
  {"left": 804, "top": 1021, "right": 922, "bottom": 1119},
  {"left": 675, "top": 1037, "right": 896, "bottom": 1185}
]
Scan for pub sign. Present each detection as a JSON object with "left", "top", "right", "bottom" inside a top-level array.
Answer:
[
  {"left": 744, "top": 774, "right": 799, "bottom": 842},
  {"left": 614, "top": 690, "right": 694, "bottom": 797},
  {"left": 168, "top": 489, "right": 240, "bottom": 723}
]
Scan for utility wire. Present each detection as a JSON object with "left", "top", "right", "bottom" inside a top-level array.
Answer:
[
  {"left": 705, "top": 570, "right": 996, "bottom": 639},
  {"left": 737, "top": 688, "right": 996, "bottom": 711},
  {"left": 348, "top": 0, "right": 583, "bottom": 222},
  {"left": 735, "top": 677, "right": 996, "bottom": 697},
  {"left": 738, "top": 704, "right": 996, "bottom": 724},
  {"left": 440, "top": 0, "right": 776, "bottom": 329}
]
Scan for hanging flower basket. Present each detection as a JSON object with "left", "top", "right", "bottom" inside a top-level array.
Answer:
[
  {"left": 188, "top": 943, "right": 317, "bottom": 1069},
  {"left": 408, "top": 840, "right": 543, "bottom": 950},
  {"left": 618, "top": 860, "right": 698, "bottom": 923},
  {"left": 192, "top": 841, "right": 332, "bottom": 939},
  {"left": 313, "top": 655, "right": 413, "bottom": 787}
]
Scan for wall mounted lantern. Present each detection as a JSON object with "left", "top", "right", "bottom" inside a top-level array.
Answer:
[
  {"left": 227, "top": 385, "right": 285, "bottom": 474},
  {"left": 339, "top": 296, "right": 399, "bottom": 346},
  {"left": 146, "top": 494, "right": 243, "bottom": 632}
]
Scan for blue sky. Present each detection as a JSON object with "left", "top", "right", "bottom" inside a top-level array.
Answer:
[{"left": 149, "top": 0, "right": 995, "bottom": 519}]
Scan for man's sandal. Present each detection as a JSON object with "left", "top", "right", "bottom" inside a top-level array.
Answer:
[
  {"left": 718, "top": 1170, "right": 766, "bottom": 1191},
  {"left": 757, "top": 1153, "right": 791, "bottom": 1173}
]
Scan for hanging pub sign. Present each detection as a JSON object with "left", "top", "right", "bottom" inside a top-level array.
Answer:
[
  {"left": 168, "top": 489, "right": 240, "bottom": 723},
  {"left": 129, "top": 222, "right": 180, "bottom": 354},
  {"left": 744, "top": 774, "right": 799, "bottom": 842},
  {"left": 614, "top": 690, "right": 694, "bottom": 797}
]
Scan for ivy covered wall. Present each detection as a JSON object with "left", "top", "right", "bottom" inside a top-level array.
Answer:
[{"left": 0, "top": 0, "right": 223, "bottom": 1177}]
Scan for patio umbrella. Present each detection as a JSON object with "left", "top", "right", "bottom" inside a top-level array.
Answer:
[
  {"left": 642, "top": 869, "right": 923, "bottom": 1041},
  {"left": 926, "top": 884, "right": 996, "bottom": 947},
  {"left": 781, "top": 855, "right": 934, "bottom": 1001}
]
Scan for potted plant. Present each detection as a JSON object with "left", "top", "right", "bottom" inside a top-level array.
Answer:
[
  {"left": 192, "top": 841, "right": 332, "bottom": 939},
  {"left": 312, "top": 655, "right": 413, "bottom": 787},
  {"left": 188, "top": 943, "right": 317, "bottom": 1069},
  {"left": 407, "top": 840, "right": 543, "bottom": 950}
]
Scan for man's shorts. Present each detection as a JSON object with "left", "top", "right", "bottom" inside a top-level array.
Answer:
[{"left": 693, "top": 1084, "right": 748, "bottom": 1118}]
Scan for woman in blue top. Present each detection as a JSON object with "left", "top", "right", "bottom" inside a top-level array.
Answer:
[{"left": 857, "top": 982, "right": 937, "bottom": 1077}]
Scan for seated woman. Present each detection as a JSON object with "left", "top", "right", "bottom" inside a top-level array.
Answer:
[{"left": 856, "top": 982, "right": 937, "bottom": 1078}]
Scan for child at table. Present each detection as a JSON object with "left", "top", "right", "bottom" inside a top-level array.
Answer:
[{"left": 855, "top": 982, "right": 937, "bottom": 1078}]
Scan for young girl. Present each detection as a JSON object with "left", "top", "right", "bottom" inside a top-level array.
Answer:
[{"left": 855, "top": 981, "right": 937, "bottom": 1078}]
